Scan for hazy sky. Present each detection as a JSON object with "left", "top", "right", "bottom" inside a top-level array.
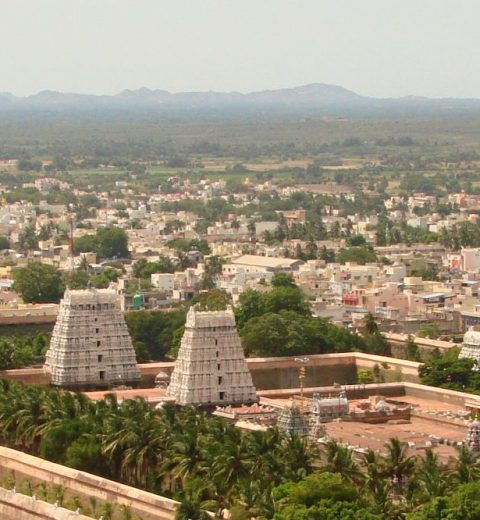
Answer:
[{"left": 2, "top": 0, "right": 480, "bottom": 98}]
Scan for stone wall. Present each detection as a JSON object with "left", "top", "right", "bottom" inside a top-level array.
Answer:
[
  {"left": 0, "top": 487, "right": 94, "bottom": 520},
  {"left": 0, "top": 447, "right": 177, "bottom": 520}
]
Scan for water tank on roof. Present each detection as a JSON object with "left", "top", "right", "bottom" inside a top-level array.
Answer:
[{"left": 133, "top": 293, "right": 144, "bottom": 310}]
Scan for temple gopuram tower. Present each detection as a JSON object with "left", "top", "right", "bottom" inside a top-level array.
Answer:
[
  {"left": 45, "top": 288, "right": 140, "bottom": 387},
  {"left": 465, "top": 419, "right": 480, "bottom": 452},
  {"left": 277, "top": 402, "right": 309, "bottom": 437},
  {"left": 459, "top": 328, "right": 480, "bottom": 366},
  {"left": 167, "top": 305, "right": 256, "bottom": 406}
]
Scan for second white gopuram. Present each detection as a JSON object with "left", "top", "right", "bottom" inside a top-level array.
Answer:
[{"left": 167, "top": 305, "right": 257, "bottom": 406}]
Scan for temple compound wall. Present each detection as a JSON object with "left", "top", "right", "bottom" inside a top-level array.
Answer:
[
  {"left": 167, "top": 305, "right": 256, "bottom": 405},
  {"left": 45, "top": 288, "right": 140, "bottom": 387},
  {"left": 0, "top": 447, "right": 177, "bottom": 520}
]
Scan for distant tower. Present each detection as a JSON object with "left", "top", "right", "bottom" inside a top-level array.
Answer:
[
  {"left": 166, "top": 305, "right": 256, "bottom": 406},
  {"left": 459, "top": 327, "right": 480, "bottom": 367},
  {"left": 277, "top": 402, "right": 309, "bottom": 437},
  {"left": 465, "top": 419, "right": 480, "bottom": 452},
  {"left": 45, "top": 288, "right": 140, "bottom": 387}
]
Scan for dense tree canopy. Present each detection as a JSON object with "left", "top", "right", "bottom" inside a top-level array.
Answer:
[
  {"left": 419, "top": 348, "right": 480, "bottom": 393},
  {"left": 337, "top": 247, "right": 377, "bottom": 265},
  {"left": 125, "top": 309, "right": 186, "bottom": 360},
  {"left": 133, "top": 256, "right": 175, "bottom": 278},
  {"left": 75, "top": 226, "right": 129, "bottom": 259},
  {"left": 12, "top": 262, "right": 65, "bottom": 303},
  {"left": 235, "top": 286, "right": 389, "bottom": 357},
  {"left": 0, "top": 235, "right": 10, "bottom": 250},
  {"left": 409, "top": 482, "right": 480, "bottom": 520},
  {"left": 0, "top": 333, "right": 49, "bottom": 370}
]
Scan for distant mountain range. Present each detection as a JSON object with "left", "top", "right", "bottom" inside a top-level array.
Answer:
[{"left": 1, "top": 83, "right": 480, "bottom": 114}]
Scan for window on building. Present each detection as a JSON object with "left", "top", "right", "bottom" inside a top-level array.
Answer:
[
  {"left": 214, "top": 338, "right": 218, "bottom": 346},
  {"left": 219, "top": 391, "right": 225, "bottom": 400},
  {"left": 97, "top": 340, "right": 101, "bottom": 347},
  {"left": 216, "top": 351, "right": 219, "bottom": 358},
  {"left": 99, "top": 371, "right": 105, "bottom": 380},
  {"left": 98, "top": 355, "right": 103, "bottom": 362},
  {"left": 96, "top": 328, "right": 99, "bottom": 334},
  {"left": 218, "top": 376, "right": 223, "bottom": 385},
  {"left": 217, "top": 363, "right": 221, "bottom": 370}
]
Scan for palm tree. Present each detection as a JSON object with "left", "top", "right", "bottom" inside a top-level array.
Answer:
[
  {"left": 322, "top": 439, "right": 362, "bottom": 484},
  {"left": 210, "top": 428, "right": 250, "bottom": 487},
  {"left": 175, "top": 478, "right": 212, "bottom": 520},
  {"left": 233, "top": 478, "right": 265, "bottom": 519},
  {"left": 364, "top": 313, "right": 379, "bottom": 335},
  {"left": 163, "top": 429, "right": 205, "bottom": 487},
  {"left": 383, "top": 438, "right": 416, "bottom": 495},
  {"left": 450, "top": 445, "right": 480, "bottom": 484},
  {"left": 119, "top": 415, "right": 164, "bottom": 488},
  {"left": 280, "top": 433, "right": 316, "bottom": 482},
  {"left": 361, "top": 449, "right": 401, "bottom": 516},
  {"left": 79, "top": 254, "right": 89, "bottom": 272},
  {"left": 416, "top": 448, "right": 449, "bottom": 500}
]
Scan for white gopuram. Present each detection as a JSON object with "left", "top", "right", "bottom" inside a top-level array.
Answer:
[
  {"left": 45, "top": 288, "right": 140, "bottom": 387},
  {"left": 167, "top": 305, "right": 257, "bottom": 406},
  {"left": 459, "top": 327, "right": 480, "bottom": 366}
]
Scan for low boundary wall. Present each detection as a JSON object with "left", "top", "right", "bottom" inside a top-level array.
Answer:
[
  {"left": 0, "top": 487, "right": 93, "bottom": 520},
  {"left": 0, "top": 447, "right": 178, "bottom": 520},
  {"left": 259, "top": 380, "right": 480, "bottom": 409}
]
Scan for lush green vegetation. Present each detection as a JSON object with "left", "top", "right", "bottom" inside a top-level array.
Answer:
[
  {"left": 133, "top": 257, "right": 175, "bottom": 278},
  {"left": 12, "top": 262, "right": 65, "bottom": 303},
  {"left": 1, "top": 380, "right": 480, "bottom": 519},
  {"left": 235, "top": 284, "right": 390, "bottom": 357},
  {"left": 12, "top": 262, "right": 123, "bottom": 303},
  {"left": 419, "top": 348, "right": 480, "bottom": 394},
  {"left": 75, "top": 227, "right": 129, "bottom": 259},
  {"left": 337, "top": 246, "right": 377, "bottom": 265},
  {"left": 124, "top": 309, "right": 186, "bottom": 361},
  {"left": 0, "top": 333, "right": 49, "bottom": 370},
  {"left": 417, "top": 323, "right": 442, "bottom": 340},
  {"left": 65, "top": 266, "right": 122, "bottom": 290}
]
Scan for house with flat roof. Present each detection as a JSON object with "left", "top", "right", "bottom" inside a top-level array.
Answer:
[{"left": 228, "top": 254, "right": 304, "bottom": 274}]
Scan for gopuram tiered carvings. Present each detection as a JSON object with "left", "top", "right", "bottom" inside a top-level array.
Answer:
[
  {"left": 167, "top": 305, "right": 257, "bottom": 406},
  {"left": 45, "top": 288, "right": 140, "bottom": 387}
]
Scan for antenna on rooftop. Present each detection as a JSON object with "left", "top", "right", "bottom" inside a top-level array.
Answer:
[{"left": 69, "top": 214, "right": 75, "bottom": 274}]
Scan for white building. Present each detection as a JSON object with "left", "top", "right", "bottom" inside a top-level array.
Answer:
[
  {"left": 228, "top": 254, "right": 303, "bottom": 274},
  {"left": 151, "top": 273, "right": 174, "bottom": 292},
  {"left": 462, "top": 248, "right": 480, "bottom": 272}
]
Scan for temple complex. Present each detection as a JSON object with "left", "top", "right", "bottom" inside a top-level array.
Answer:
[
  {"left": 459, "top": 328, "right": 480, "bottom": 366},
  {"left": 45, "top": 288, "right": 140, "bottom": 387},
  {"left": 167, "top": 305, "right": 257, "bottom": 406}
]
